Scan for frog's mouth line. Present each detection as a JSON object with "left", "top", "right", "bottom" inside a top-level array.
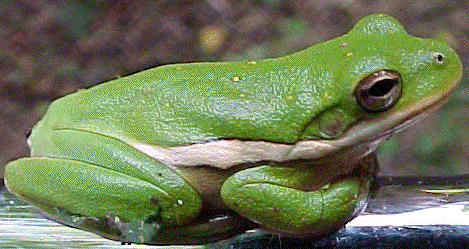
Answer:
[
  {"left": 132, "top": 77, "right": 460, "bottom": 170},
  {"left": 348, "top": 78, "right": 460, "bottom": 144},
  {"left": 328, "top": 75, "right": 461, "bottom": 154}
]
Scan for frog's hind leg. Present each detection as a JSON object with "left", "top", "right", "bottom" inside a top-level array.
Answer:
[{"left": 5, "top": 128, "right": 204, "bottom": 244}]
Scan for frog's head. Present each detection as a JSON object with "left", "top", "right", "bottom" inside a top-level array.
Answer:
[{"left": 296, "top": 14, "right": 462, "bottom": 160}]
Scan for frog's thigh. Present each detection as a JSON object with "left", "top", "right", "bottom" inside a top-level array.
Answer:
[
  {"left": 7, "top": 129, "right": 203, "bottom": 233},
  {"left": 220, "top": 165, "right": 367, "bottom": 236}
]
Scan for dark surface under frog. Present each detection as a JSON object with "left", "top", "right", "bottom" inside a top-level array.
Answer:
[{"left": 3, "top": 184, "right": 469, "bottom": 248}]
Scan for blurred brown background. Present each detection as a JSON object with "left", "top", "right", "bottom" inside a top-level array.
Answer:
[{"left": 1, "top": 0, "right": 469, "bottom": 179}]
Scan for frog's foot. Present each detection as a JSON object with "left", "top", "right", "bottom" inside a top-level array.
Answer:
[
  {"left": 220, "top": 158, "right": 375, "bottom": 237},
  {"left": 41, "top": 206, "right": 255, "bottom": 245},
  {"left": 44, "top": 208, "right": 161, "bottom": 244}
]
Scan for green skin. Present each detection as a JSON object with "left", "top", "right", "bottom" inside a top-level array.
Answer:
[{"left": 4, "top": 14, "right": 463, "bottom": 245}]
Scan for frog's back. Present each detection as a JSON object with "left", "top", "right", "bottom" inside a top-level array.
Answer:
[
  {"left": 37, "top": 43, "right": 341, "bottom": 147},
  {"left": 34, "top": 13, "right": 462, "bottom": 150}
]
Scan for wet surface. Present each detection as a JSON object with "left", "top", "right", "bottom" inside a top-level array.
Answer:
[
  {"left": 3, "top": 185, "right": 469, "bottom": 248},
  {"left": 0, "top": 188, "right": 159, "bottom": 248}
]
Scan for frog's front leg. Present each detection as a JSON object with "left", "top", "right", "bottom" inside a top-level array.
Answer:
[{"left": 220, "top": 154, "right": 377, "bottom": 236}]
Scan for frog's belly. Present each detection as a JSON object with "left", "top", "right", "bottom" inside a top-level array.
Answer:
[{"left": 175, "top": 165, "right": 242, "bottom": 211}]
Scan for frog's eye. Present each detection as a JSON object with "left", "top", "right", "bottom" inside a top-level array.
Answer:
[{"left": 354, "top": 70, "right": 402, "bottom": 112}]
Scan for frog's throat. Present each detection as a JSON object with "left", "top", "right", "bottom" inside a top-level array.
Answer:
[{"left": 132, "top": 79, "right": 459, "bottom": 170}]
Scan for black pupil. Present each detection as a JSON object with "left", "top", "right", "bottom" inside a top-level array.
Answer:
[
  {"left": 436, "top": 54, "right": 443, "bottom": 62},
  {"left": 369, "top": 79, "right": 396, "bottom": 96}
]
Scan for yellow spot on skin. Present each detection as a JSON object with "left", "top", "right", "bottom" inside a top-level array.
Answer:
[
  {"left": 285, "top": 95, "right": 294, "bottom": 101},
  {"left": 323, "top": 92, "right": 330, "bottom": 99},
  {"left": 231, "top": 76, "right": 241, "bottom": 82},
  {"left": 164, "top": 103, "right": 170, "bottom": 107},
  {"left": 341, "top": 42, "right": 348, "bottom": 47},
  {"left": 345, "top": 52, "right": 354, "bottom": 57},
  {"left": 239, "top": 93, "right": 246, "bottom": 97},
  {"left": 247, "top": 60, "right": 257, "bottom": 65},
  {"left": 174, "top": 66, "right": 183, "bottom": 71}
]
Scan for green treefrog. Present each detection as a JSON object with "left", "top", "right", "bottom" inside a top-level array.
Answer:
[{"left": 4, "top": 14, "right": 463, "bottom": 245}]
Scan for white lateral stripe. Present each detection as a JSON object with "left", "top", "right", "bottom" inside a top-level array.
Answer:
[
  {"left": 132, "top": 87, "right": 455, "bottom": 169},
  {"left": 133, "top": 140, "right": 335, "bottom": 169}
]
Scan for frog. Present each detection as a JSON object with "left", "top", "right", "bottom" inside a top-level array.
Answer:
[{"left": 4, "top": 14, "right": 463, "bottom": 245}]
